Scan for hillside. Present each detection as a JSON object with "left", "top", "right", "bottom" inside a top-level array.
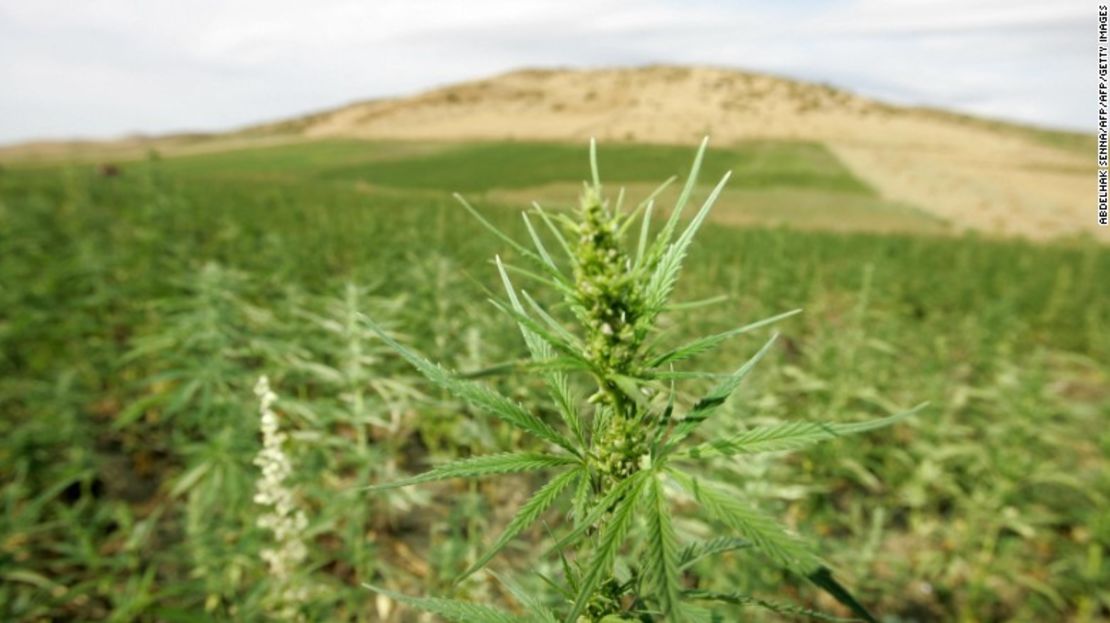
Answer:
[{"left": 2, "top": 65, "right": 1095, "bottom": 241}]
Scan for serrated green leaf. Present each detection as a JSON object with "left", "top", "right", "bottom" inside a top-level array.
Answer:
[
  {"left": 682, "top": 403, "right": 926, "bottom": 459},
  {"left": 455, "top": 194, "right": 560, "bottom": 282},
  {"left": 496, "top": 256, "right": 558, "bottom": 362},
  {"left": 364, "top": 452, "right": 578, "bottom": 491},
  {"left": 663, "top": 295, "right": 729, "bottom": 312},
  {"left": 521, "top": 213, "right": 560, "bottom": 276},
  {"left": 520, "top": 290, "right": 581, "bottom": 348},
  {"left": 643, "top": 170, "right": 731, "bottom": 315},
  {"left": 682, "top": 590, "right": 858, "bottom": 622},
  {"left": 647, "top": 137, "right": 709, "bottom": 265},
  {"left": 537, "top": 569, "right": 575, "bottom": 601},
  {"left": 589, "top": 137, "right": 601, "bottom": 189},
  {"left": 566, "top": 476, "right": 647, "bottom": 622},
  {"left": 531, "top": 202, "right": 574, "bottom": 262},
  {"left": 547, "top": 470, "right": 649, "bottom": 555},
  {"left": 643, "top": 475, "right": 683, "bottom": 621},
  {"left": 635, "top": 199, "right": 655, "bottom": 269},
  {"left": 487, "top": 298, "right": 590, "bottom": 370},
  {"left": 682, "top": 604, "right": 727, "bottom": 623},
  {"left": 490, "top": 571, "right": 560, "bottom": 623},
  {"left": 677, "top": 537, "right": 753, "bottom": 570},
  {"left": 649, "top": 309, "right": 801, "bottom": 368},
  {"left": 497, "top": 261, "right": 576, "bottom": 298},
  {"left": 522, "top": 357, "right": 593, "bottom": 375},
  {"left": 458, "top": 467, "right": 581, "bottom": 581},
  {"left": 647, "top": 370, "right": 734, "bottom": 381},
  {"left": 664, "top": 334, "right": 779, "bottom": 451},
  {"left": 669, "top": 469, "right": 820, "bottom": 573},
  {"left": 618, "top": 175, "right": 674, "bottom": 240},
  {"left": 364, "top": 315, "right": 575, "bottom": 453},
  {"left": 364, "top": 585, "right": 525, "bottom": 623},
  {"left": 571, "top": 465, "right": 592, "bottom": 526}
]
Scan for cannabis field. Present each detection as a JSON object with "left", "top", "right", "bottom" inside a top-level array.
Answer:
[{"left": 1, "top": 139, "right": 1107, "bottom": 622}]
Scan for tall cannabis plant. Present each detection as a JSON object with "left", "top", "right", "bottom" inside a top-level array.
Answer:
[{"left": 365, "top": 139, "right": 924, "bottom": 622}]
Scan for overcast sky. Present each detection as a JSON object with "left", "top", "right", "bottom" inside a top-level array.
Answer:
[{"left": 0, "top": 0, "right": 1087, "bottom": 144}]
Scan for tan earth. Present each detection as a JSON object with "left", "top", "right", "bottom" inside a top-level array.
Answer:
[{"left": 2, "top": 65, "right": 1098, "bottom": 241}]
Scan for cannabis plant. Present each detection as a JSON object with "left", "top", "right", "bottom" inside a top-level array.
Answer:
[
  {"left": 279, "top": 281, "right": 429, "bottom": 600},
  {"left": 123, "top": 262, "right": 277, "bottom": 612},
  {"left": 365, "top": 139, "right": 923, "bottom": 622}
]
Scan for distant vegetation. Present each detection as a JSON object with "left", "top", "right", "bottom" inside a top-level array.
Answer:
[
  {"left": 87, "top": 139, "right": 863, "bottom": 191},
  {"left": 0, "top": 140, "right": 1107, "bottom": 621},
  {"left": 32, "top": 138, "right": 942, "bottom": 235}
]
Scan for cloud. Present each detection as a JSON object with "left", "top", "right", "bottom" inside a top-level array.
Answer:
[{"left": 0, "top": 0, "right": 1085, "bottom": 143}]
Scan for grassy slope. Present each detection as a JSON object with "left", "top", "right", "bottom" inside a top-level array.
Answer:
[
  {"left": 141, "top": 139, "right": 865, "bottom": 190},
  {"left": 0, "top": 141, "right": 1106, "bottom": 621},
  {"left": 130, "top": 138, "right": 947, "bottom": 235}
]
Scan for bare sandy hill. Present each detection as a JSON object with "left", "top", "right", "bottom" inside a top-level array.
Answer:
[
  {"left": 3, "top": 65, "right": 1096, "bottom": 241},
  {"left": 290, "top": 66, "right": 1093, "bottom": 241}
]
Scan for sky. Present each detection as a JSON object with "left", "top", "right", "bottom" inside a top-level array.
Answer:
[{"left": 0, "top": 0, "right": 1087, "bottom": 144}]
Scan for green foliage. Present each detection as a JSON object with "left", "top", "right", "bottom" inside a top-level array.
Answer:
[
  {"left": 459, "top": 467, "right": 581, "bottom": 581},
  {"left": 365, "top": 139, "right": 922, "bottom": 621},
  {"left": 365, "top": 585, "right": 526, "bottom": 623},
  {"left": 366, "top": 320, "right": 575, "bottom": 452},
  {"left": 642, "top": 475, "right": 683, "bottom": 621},
  {"left": 676, "top": 537, "right": 753, "bottom": 570},
  {"left": 316, "top": 140, "right": 871, "bottom": 194},
  {"left": 0, "top": 137, "right": 1107, "bottom": 621},
  {"left": 667, "top": 469, "right": 819, "bottom": 572},
  {"left": 364, "top": 452, "right": 579, "bottom": 491},
  {"left": 680, "top": 404, "right": 926, "bottom": 459}
]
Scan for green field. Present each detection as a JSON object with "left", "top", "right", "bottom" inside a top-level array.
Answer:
[{"left": 1, "top": 139, "right": 1107, "bottom": 621}]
